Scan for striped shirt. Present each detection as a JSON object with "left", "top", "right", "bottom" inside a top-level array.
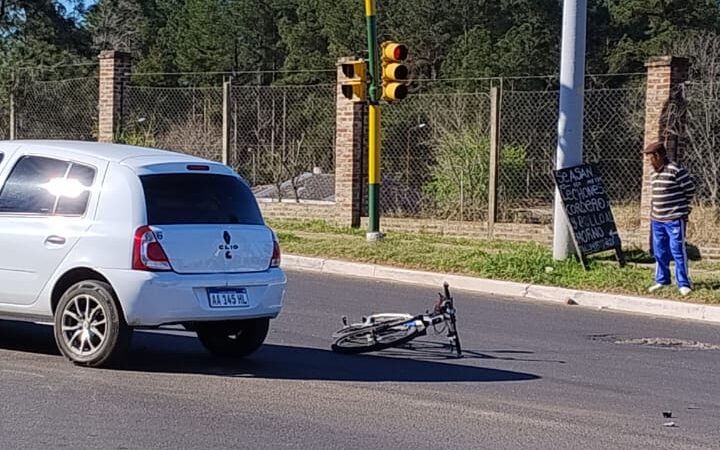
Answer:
[{"left": 650, "top": 161, "right": 696, "bottom": 221}]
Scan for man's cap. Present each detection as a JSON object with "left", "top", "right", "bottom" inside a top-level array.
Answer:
[{"left": 643, "top": 141, "right": 665, "bottom": 154}]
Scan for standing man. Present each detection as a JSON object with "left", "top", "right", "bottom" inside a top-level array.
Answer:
[{"left": 643, "top": 141, "right": 696, "bottom": 295}]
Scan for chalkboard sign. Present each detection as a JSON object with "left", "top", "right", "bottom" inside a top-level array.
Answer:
[{"left": 552, "top": 163, "right": 624, "bottom": 268}]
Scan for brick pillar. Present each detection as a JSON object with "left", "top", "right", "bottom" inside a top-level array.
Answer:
[
  {"left": 640, "top": 56, "right": 690, "bottom": 236},
  {"left": 98, "top": 50, "right": 132, "bottom": 143},
  {"left": 334, "top": 57, "right": 366, "bottom": 227}
]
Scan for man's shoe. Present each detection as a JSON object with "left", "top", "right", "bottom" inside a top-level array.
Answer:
[
  {"left": 679, "top": 287, "right": 692, "bottom": 296},
  {"left": 648, "top": 283, "right": 669, "bottom": 293}
]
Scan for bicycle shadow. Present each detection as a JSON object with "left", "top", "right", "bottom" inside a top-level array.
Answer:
[
  {"left": 0, "top": 321, "right": 540, "bottom": 383},
  {"left": 380, "top": 340, "right": 566, "bottom": 364}
]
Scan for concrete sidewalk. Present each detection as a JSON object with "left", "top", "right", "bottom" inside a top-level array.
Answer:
[{"left": 282, "top": 254, "right": 720, "bottom": 325}]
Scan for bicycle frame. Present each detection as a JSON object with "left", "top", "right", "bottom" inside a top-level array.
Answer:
[{"left": 332, "top": 282, "right": 462, "bottom": 357}]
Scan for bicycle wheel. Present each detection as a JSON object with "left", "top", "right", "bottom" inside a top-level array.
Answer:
[
  {"left": 331, "top": 317, "right": 424, "bottom": 354},
  {"left": 332, "top": 313, "right": 412, "bottom": 338},
  {"left": 447, "top": 316, "right": 462, "bottom": 357}
]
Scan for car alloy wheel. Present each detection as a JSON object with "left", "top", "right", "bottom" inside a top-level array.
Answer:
[
  {"left": 54, "top": 280, "right": 130, "bottom": 367},
  {"left": 60, "top": 293, "right": 109, "bottom": 357}
]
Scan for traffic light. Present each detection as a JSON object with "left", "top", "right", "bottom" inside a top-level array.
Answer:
[
  {"left": 339, "top": 59, "right": 367, "bottom": 102},
  {"left": 381, "top": 41, "right": 409, "bottom": 102}
]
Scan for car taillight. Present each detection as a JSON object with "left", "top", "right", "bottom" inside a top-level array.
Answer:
[
  {"left": 270, "top": 239, "right": 281, "bottom": 268},
  {"left": 133, "top": 226, "right": 172, "bottom": 271}
]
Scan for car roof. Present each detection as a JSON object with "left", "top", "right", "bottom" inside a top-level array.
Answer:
[{"left": 0, "top": 140, "right": 215, "bottom": 168}]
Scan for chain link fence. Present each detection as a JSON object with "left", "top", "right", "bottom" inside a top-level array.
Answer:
[
  {"left": 584, "top": 86, "right": 646, "bottom": 228},
  {"left": 229, "top": 84, "right": 336, "bottom": 201},
  {"left": 377, "top": 77, "right": 646, "bottom": 225},
  {"left": 0, "top": 102, "right": 8, "bottom": 140},
  {"left": 681, "top": 79, "right": 720, "bottom": 244},
  {"left": 0, "top": 66, "right": 655, "bottom": 234},
  {"left": 498, "top": 84, "right": 646, "bottom": 226},
  {"left": 498, "top": 89, "right": 558, "bottom": 224},
  {"left": 381, "top": 85, "right": 492, "bottom": 219},
  {"left": 683, "top": 80, "right": 720, "bottom": 207},
  {"left": 13, "top": 76, "right": 98, "bottom": 140},
  {"left": 121, "top": 84, "right": 223, "bottom": 161},
  {"left": 120, "top": 77, "right": 336, "bottom": 201}
]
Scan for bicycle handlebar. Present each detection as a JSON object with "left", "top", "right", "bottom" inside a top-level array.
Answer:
[{"left": 443, "top": 282, "right": 451, "bottom": 300}]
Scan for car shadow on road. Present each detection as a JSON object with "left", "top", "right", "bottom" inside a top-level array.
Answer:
[
  {"left": 0, "top": 321, "right": 540, "bottom": 383},
  {"left": 0, "top": 320, "right": 60, "bottom": 355}
]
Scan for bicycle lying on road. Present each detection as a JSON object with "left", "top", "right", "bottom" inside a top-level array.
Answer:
[{"left": 331, "top": 282, "right": 462, "bottom": 357}]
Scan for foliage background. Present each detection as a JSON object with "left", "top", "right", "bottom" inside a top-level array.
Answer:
[{"left": 3, "top": 1, "right": 720, "bottom": 84}]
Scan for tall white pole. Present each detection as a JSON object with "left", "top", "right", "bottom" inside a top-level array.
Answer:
[{"left": 553, "top": 0, "right": 587, "bottom": 260}]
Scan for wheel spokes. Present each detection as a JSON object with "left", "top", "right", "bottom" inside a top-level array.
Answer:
[
  {"left": 89, "top": 326, "right": 104, "bottom": 341},
  {"left": 334, "top": 321, "right": 418, "bottom": 352},
  {"left": 69, "top": 329, "right": 83, "bottom": 347},
  {"left": 62, "top": 294, "right": 107, "bottom": 356},
  {"left": 63, "top": 310, "right": 81, "bottom": 322},
  {"left": 62, "top": 323, "right": 81, "bottom": 332}
]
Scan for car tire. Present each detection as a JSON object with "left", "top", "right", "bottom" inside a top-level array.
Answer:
[
  {"left": 195, "top": 319, "right": 269, "bottom": 358},
  {"left": 53, "top": 280, "right": 131, "bottom": 367}
]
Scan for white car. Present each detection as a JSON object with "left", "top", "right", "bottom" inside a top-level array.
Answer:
[{"left": 0, "top": 140, "right": 286, "bottom": 367}]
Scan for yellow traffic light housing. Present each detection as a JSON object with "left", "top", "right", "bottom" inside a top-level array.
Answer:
[
  {"left": 381, "top": 41, "right": 409, "bottom": 102},
  {"left": 339, "top": 59, "right": 367, "bottom": 102}
]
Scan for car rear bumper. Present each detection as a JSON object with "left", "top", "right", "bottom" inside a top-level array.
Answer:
[{"left": 103, "top": 268, "right": 286, "bottom": 327}]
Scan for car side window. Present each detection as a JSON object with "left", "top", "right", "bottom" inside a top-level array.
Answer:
[
  {"left": 0, "top": 153, "right": 4, "bottom": 165},
  {"left": 55, "top": 163, "right": 96, "bottom": 216},
  {"left": 0, "top": 156, "right": 70, "bottom": 214},
  {"left": 0, "top": 156, "right": 96, "bottom": 216}
]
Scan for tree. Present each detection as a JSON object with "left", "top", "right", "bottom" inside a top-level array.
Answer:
[
  {"left": 440, "top": 27, "right": 494, "bottom": 82},
  {"left": 306, "top": 0, "right": 366, "bottom": 62},
  {"left": 607, "top": 0, "right": 720, "bottom": 72},
  {"left": 169, "top": 0, "right": 234, "bottom": 75},
  {"left": 380, "top": 0, "right": 491, "bottom": 80},
  {"left": 276, "top": 0, "right": 334, "bottom": 84},
  {"left": 423, "top": 0, "right": 560, "bottom": 81},
  {"left": 0, "top": 0, "right": 91, "bottom": 72},
  {"left": 85, "top": 0, "right": 150, "bottom": 57},
  {"left": 131, "top": 0, "right": 182, "bottom": 76}
]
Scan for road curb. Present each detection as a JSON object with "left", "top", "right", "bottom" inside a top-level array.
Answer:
[{"left": 282, "top": 254, "right": 720, "bottom": 325}]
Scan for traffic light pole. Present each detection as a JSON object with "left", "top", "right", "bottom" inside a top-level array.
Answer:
[{"left": 364, "top": 0, "right": 383, "bottom": 241}]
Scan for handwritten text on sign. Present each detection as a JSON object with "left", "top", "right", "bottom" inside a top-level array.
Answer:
[{"left": 553, "top": 164, "right": 621, "bottom": 256}]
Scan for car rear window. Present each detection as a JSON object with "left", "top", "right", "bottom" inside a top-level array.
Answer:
[{"left": 140, "top": 173, "right": 264, "bottom": 225}]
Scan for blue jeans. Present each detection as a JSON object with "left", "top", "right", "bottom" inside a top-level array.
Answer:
[{"left": 651, "top": 219, "right": 691, "bottom": 288}]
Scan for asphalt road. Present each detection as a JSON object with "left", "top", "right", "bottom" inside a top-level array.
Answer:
[{"left": 1, "top": 270, "right": 719, "bottom": 450}]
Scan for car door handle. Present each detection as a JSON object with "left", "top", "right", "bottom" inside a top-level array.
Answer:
[{"left": 45, "top": 235, "right": 66, "bottom": 245}]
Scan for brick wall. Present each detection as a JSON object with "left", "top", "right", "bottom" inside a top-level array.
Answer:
[
  {"left": 334, "top": 57, "right": 366, "bottom": 227},
  {"left": 259, "top": 200, "right": 341, "bottom": 223}
]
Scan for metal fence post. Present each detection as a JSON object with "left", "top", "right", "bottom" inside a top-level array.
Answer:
[
  {"left": 9, "top": 72, "right": 15, "bottom": 140},
  {"left": 222, "top": 80, "right": 231, "bottom": 166},
  {"left": 487, "top": 86, "right": 501, "bottom": 238}
]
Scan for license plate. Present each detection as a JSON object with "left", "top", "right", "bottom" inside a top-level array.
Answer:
[{"left": 208, "top": 288, "right": 249, "bottom": 308}]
